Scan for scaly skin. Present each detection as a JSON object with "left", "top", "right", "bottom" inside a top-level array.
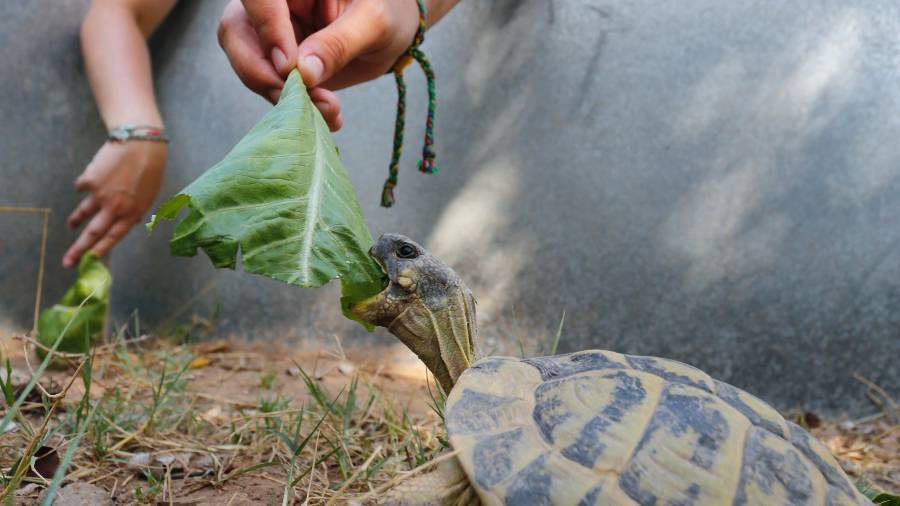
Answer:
[
  {"left": 350, "top": 233, "right": 476, "bottom": 393},
  {"left": 379, "top": 457, "right": 479, "bottom": 506}
]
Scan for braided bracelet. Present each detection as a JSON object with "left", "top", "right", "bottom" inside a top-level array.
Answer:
[
  {"left": 381, "top": 0, "right": 437, "bottom": 208},
  {"left": 107, "top": 124, "right": 169, "bottom": 143}
]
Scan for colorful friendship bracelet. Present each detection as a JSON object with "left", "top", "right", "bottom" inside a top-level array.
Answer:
[
  {"left": 107, "top": 124, "right": 169, "bottom": 143},
  {"left": 381, "top": 0, "right": 438, "bottom": 208}
]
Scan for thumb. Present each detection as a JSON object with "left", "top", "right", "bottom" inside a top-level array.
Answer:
[
  {"left": 296, "top": 2, "right": 389, "bottom": 87},
  {"left": 241, "top": 0, "right": 297, "bottom": 76}
]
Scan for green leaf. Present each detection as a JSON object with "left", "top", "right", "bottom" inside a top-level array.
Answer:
[
  {"left": 148, "top": 69, "right": 385, "bottom": 327},
  {"left": 856, "top": 477, "right": 900, "bottom": 505},
  {"left": 36, "top": 252, "right": 110, "bottom": 356},
  {"left": 873, "top": 494, "right": 900, "bottom": 506}
]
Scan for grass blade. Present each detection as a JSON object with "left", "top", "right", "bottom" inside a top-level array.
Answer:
[
  {"left": 41, "top": 399, "right": 100, "bottom": 506},
  {"left": 549, "top": 308, "right": 566, "bottom": 355},
  {"left": 215, "top": 461, "right": 280, "bottom": 485}
]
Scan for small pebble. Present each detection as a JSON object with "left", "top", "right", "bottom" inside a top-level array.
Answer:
[
  {"left": 15, "top": 483, "right": 40, "bottom": 497},
  {"left": 43, "top": 482, "right": 111, "bottom": 506},
  {"left": 126, "top": 452, "right": 151, "bottom": 470},
  {"left": 194, "top": 454, "right": 215, "bottom": 470},
  {"left": 201, "top": 405, "right": 225, "bottom": 423},
  {"left": 156, "top": 454, "right": 176, "bottom": 466},
  {"left": 337, "top": 361, "right": 356, "bottom": 375}
]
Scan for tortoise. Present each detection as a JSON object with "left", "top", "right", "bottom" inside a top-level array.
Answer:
[{"left": 350, "top": 233, "right": 871, "bottom": 506}]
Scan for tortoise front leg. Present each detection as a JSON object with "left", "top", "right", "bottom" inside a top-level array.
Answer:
[{"left": 380, "top": 456, "right": 480, "bottom": 506}]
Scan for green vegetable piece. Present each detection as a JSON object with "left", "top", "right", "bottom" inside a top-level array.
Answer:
[
  {"left": 37, "top": 252, "right": 111, "bottom": 356},
  {"left": 149, "top": 69, "right": 386, "bottom": 327},
  {"left": 857, "top": 477, "right": 900, "bottom": 505},
  {"left": 873, "top": 493, "right": 900, "bottom": 506}
]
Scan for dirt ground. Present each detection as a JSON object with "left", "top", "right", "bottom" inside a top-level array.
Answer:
[
  {"left": 3, "top": 336, "right": 898, "bottom": 504},
  {"left": 5, "top": 336, "right": 447, "bottom": 505}
]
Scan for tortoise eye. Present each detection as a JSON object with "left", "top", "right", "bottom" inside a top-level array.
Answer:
[{"left": 397, "top": 244, "right": 418, "bottom": 259}]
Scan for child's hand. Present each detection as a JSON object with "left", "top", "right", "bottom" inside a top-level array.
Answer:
[
  {"left": 217, "top": 0, "right": 421, "bottom": 128},
  {"left": 63, "top": 141, "right": 166, "bottom": 268}
]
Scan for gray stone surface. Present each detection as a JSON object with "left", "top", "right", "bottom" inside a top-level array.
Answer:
[
  {"left": 44, "top": 482, "right": 112, "bottom": 506},
  {"left": 1, "top": 0, "right": 898, "bottom": 413}
]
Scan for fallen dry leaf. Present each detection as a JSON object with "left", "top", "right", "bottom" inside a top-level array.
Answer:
[
  {"left": 191, "top": 340, "right": 232, "bottom": 355},
  {"left": 188, "top": 357, "right": 211, "bottom": 369}
]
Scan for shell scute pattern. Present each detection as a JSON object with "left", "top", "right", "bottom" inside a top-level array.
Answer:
[
  {"left": 732, "top": 426, "right": 826, "bottom": 505},
  {"left": 617, "top": 382, "right": 752, "bottom": 505},
  {"left": 472, "top": 427, "right": 530, "bottom": 489},
  {"left": 532, "top": 370, "right": 662, "bottom": 474},
  {"left": 523, "top": 350, "right": 629, "bottom": 380},
  {"left": 713, "top": 380, "right": 790, "bottom": 438},
  {"left": 445, "top": 357, "right": 539, "bottom": 439},
  {"left": 459, "top": 416, "right": 546, "bottom": 495},
  {"left": 500, "top": 453, "right": 553, "bottom": 505},
  {"left": 785, "top": 421, "right": 862, "bottom": 504},
  {"left": 445, "top": 351, "right": 870, "bottom": 506},
  {"left": 498, "top": 451, "right": 624, "bottom": 505},
  {"left": 624, "top": 355, "right": 715, "bottom": 393},
  {"left": 446, "top": 390, "right": 521, "bottom": 436}
]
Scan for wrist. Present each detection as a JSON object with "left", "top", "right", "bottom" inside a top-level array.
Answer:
[
  {"left": 107, "top": 124, "right": 169, "bottom": 143},
  {"left": 103, "top": 109, "right": 164, "bottom": 131}
]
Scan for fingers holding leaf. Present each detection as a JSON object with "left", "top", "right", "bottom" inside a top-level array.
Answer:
[
  {"left": 309, "top": 87, "right": 342, "bottom": 131},
  {"left": 219, "top": 0, "right": 285, "bottom": 100}
]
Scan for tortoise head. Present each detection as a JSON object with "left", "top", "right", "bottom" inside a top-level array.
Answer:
[{"left": 350, "top": 233, "right": 477, "bottom": 392}]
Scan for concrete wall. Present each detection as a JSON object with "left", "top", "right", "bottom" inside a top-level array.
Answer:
[{"left": 1, "top": 0, "right": 898, "bottom": 413}]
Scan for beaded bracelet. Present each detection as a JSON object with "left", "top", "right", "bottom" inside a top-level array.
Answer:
[
  {"left": 107, "top": 124, "right": 169, "bottom": 143},
  {"left": 381, "top": 0, "right": 437, "bottom": 208}
]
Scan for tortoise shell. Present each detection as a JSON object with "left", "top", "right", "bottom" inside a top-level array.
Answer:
[{"left": 444, "top": 350, "right": 869, "bottom": 506}]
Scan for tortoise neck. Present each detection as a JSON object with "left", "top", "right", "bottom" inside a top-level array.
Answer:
[{"left": 388, "top": 287, "right": 477, "bottom": 393}]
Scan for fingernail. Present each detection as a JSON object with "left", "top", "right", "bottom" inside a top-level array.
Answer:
[
  {"left": 271, "top": 47, "right": 289, "bottom": 74},
  {"left": 299, "top": 54, "right": 324, "bottom": 85}
]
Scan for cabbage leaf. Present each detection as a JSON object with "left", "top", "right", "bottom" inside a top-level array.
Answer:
[
  {"left": 149, "top": 70, "right": 385, "bottom": 325},
  {"left": 37, "top": 251, "right": 110, "bottom": 356}
]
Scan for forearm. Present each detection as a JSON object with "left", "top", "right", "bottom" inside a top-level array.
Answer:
[
  {"left": 80, "top": 0, "right": 175, "bottom": 128},
  {"left": 426, "top": 0, "right": 462, "bottom": 28}
]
